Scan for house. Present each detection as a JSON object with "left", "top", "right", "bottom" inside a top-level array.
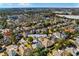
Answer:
[
  {"left": 18, "top": 44, "right": 25, "bottom": 56},
  {"left": 51, "top": 49, "right": 63, "bottom": 56},
  {"left": 53, "top": 32, "right": 61, "bottom": 39},
  {"left": 32, "top": 39, "right": 43, "bottom": 49},
  {"left": 23, "top": 47, "right": 33, "bottom": 56},
  {"left": 53, "top": 32, "right": 67, "bottom": 39},
  {"left": 2, "top": 29, "right": 12, "bottom": 37},
  {"left": 28, "top": 34, "right": 47, "bottom": 38},
  {"left": 65, "top": 47, "right": 78, "bottom": 56},
  {"left": 18, "top": 38, "right": 27, "bottom": 44},
  {"left": 41, "top": 38, "right": 49, "bottom": 48},
  {"left": 38, "top": 37, "right": 53, "bottom": 48},
  {"left": 64, "top": 28, "right": 75, "bottom": 33},
  {"left": 74, "top": 36, "right": 79, "bottom": 45},
  {"left": 75, "top": 26, "right": 79, "bottom": 32},
  {"left": 6, "top": 45, "right": 18, "bottom": 56}
]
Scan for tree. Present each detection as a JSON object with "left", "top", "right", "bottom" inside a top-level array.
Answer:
[
  {"left": 0, "top": 33, "right": 3, "bottom": 39},
  {"left": 31, "top": 48, "right": 49, "bottom": 56},
  {"left": 28, "top": 37, "right": 33, "bottom": 42},
  {"left": 76, "top": 51, "right": 79, "bottom": 56}
]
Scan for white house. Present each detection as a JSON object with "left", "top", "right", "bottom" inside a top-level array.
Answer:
[{"left": 28, "top": 34, "right": 47, "bottom": 38}]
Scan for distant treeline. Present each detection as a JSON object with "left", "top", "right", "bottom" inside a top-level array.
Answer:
[{"left": 0, "top": 8, "right": 79, "bottom": 16}]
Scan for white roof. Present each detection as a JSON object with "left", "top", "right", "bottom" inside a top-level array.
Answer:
[
  {"left": 19, "top": 38, "right": 26, "bottom": 43},
  {"left": 57, "top": 15, "right": 79, "bottom": 19},
  {"left": 28, "top": 34, "right": 47, "bottom": 37},
  {"left": 53, "top": 32, "right": 61, "bottom": 39}
]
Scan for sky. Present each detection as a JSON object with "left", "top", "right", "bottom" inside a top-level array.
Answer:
[{"left": 0, "top": 3, "right": 79, "bottom": 8}]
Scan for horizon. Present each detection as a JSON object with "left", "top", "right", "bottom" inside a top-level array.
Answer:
[{"left": 0, "top": 3, "right": 79, "bottom": 8}]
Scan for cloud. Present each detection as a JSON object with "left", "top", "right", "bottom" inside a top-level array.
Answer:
[
  {"left": 0, "top": 3, "right": 31, "bottom": 8},
  {"left": 18, "top": 3, "right": 31, "bottom": 7}
]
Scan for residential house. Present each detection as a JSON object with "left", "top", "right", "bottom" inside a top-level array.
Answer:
[{"left": 32, "top": 39, "right": 43, "bottom": 49}]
